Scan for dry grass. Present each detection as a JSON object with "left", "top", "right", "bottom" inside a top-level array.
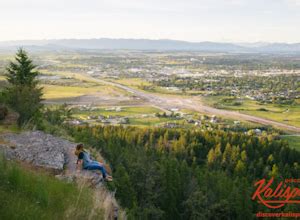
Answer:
[
  {"left": 42, "top": 84, "right": 128, "bottom": 100},
  {"left": 71, "top": 175, "right": 126, "bottom": 220}
]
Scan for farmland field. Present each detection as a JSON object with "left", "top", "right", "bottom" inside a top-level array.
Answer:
[
  {"left": 203, "top": 96, "right": 300, "bottom": 127},
  {"left": 42, "top": 84, "right": 127, "bottom": 99},
  {"left": 128, "top": 117, "right": 185, "bottom": 126},
  {"left": 73, "top": 106, "right": 162, "bottom": 118},
  {"left": 109, "top": 78, "right": 151, "bottom": 88},
  {"left": 71, "top": 105, "right": 185, "bottom": 127}
]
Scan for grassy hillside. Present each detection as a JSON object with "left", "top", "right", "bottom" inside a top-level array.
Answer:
[{"left": 0, "top": 156, "right": 104, "bottom": 220}]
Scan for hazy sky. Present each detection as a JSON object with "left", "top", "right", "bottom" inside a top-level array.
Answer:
[{"left": 0, "top": 0, "right": 299, "bottom": 43}]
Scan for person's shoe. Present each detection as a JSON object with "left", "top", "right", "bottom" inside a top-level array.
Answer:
[{"left": 105, "top": 176, "right": 113, "bottom": 181}]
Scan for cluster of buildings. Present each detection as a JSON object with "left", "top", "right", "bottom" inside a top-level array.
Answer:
[
  {"left": 244, "top": 90, "right": 299, "bottom": 104},
  {"left": 66, "top": 115, "right": 129, "bottom": 126}
]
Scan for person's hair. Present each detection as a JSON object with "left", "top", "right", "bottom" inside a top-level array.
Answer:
[
  {"left": 75, "top": 143, "right": 84, "bottom": 156},
  {"left": 76, "top": 143, "right": 84, "bottom": 151}
]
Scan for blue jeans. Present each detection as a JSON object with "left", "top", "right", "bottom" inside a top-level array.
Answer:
[{"left": 84, "top": 161, "right": 107, "bottom": 178}]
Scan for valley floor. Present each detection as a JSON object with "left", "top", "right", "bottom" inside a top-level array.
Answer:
[{"left": 76, "top": 75, "right": 300, "bottom": 133}]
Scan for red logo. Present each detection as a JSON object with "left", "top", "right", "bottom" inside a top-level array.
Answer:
[{"left": 252, "top": 178, "right": 300, "bottom": 209}]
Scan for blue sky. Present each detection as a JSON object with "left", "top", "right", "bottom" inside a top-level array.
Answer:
[{"left": 0, "top": 0, "right": 299, "bottom": 42}]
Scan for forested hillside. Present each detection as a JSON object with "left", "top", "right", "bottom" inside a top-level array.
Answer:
[{"left": 68, "top": 125, "right": 300, "bottom": 219}]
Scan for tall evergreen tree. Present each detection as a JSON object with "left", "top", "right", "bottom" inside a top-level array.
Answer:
[{"left": 4, "top": 49, "right": 43, "bottom": 125}]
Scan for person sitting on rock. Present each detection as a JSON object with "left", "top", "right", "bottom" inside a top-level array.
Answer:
[{"left": 75, "top": 143, "right": 113, "bottom": 181}]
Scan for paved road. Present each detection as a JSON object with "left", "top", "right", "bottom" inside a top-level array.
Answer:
[{"left": 79, "top": 75, "right": 300, "bottom": 133}]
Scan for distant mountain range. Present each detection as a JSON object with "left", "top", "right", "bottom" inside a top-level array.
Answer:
[{"left": 0, "top": 38, "right": 300, "bottom": 53}]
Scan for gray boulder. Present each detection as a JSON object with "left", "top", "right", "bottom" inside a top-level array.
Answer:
[{"left": 0, "top": 131, "right": 74, "bottom": 171}]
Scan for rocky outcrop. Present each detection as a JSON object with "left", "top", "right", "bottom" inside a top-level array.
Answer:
[
  {"left": 0, "top": 131, "right": 104, "bottom": 180},
  {"left": 0, "top": 131, "right": 70, "bottom": 171},
  {"left": 0, "top": 130, "right": 111, "bottom": 186}
]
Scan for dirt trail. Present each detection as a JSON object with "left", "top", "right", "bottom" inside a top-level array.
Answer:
[{"left": 87, "top": 76, "right": 300, "bottom": 133}]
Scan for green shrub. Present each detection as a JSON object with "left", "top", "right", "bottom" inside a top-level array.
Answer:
[
  {"left": 232, "top": 101, "right": 242, "bottom": 106},
  {"left": 257, "top": 108, "right": 268, "bottom": 111}
]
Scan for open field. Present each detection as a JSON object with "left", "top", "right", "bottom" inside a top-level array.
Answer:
[
  {"left": 28, "top": 71, "right": 136, "bottom": 103},
  {"left": 128, "top": 117, "right": 185, "bottom": 126},
  {"left": 43, "top": 84, "right": 104, "bottom": 99},
  {"left": 73, "top": 106, "right": 162, "bottom": 118},
  {"left": 108, "top": 78, "right": 185, "bottom": 95},
  {"left": 73, "top": 105, "right": 177, "bottom": 126},
  {"left": 109, "top": 78, "right": 151, "bottom": 88},
  {"left": 71, "top": 105, "right": 190, "bottom": 127},
  {"left": 109, "top": 78, "right": 184, "bottom": 95},
  {"left": 40, "top": 70, "right": 105, "bottom": 83},
  {"left": 110, "top": 78, "right": 206, "bottom": 96},
  {"left": 39, "top": 71, "right": 133, "bottom": 97},
  {"left": 42, "top": 84, "right": 127, "bottom": 99},
  {"left": 203, "top": 96, "right": 300, "bottom": 127}
]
